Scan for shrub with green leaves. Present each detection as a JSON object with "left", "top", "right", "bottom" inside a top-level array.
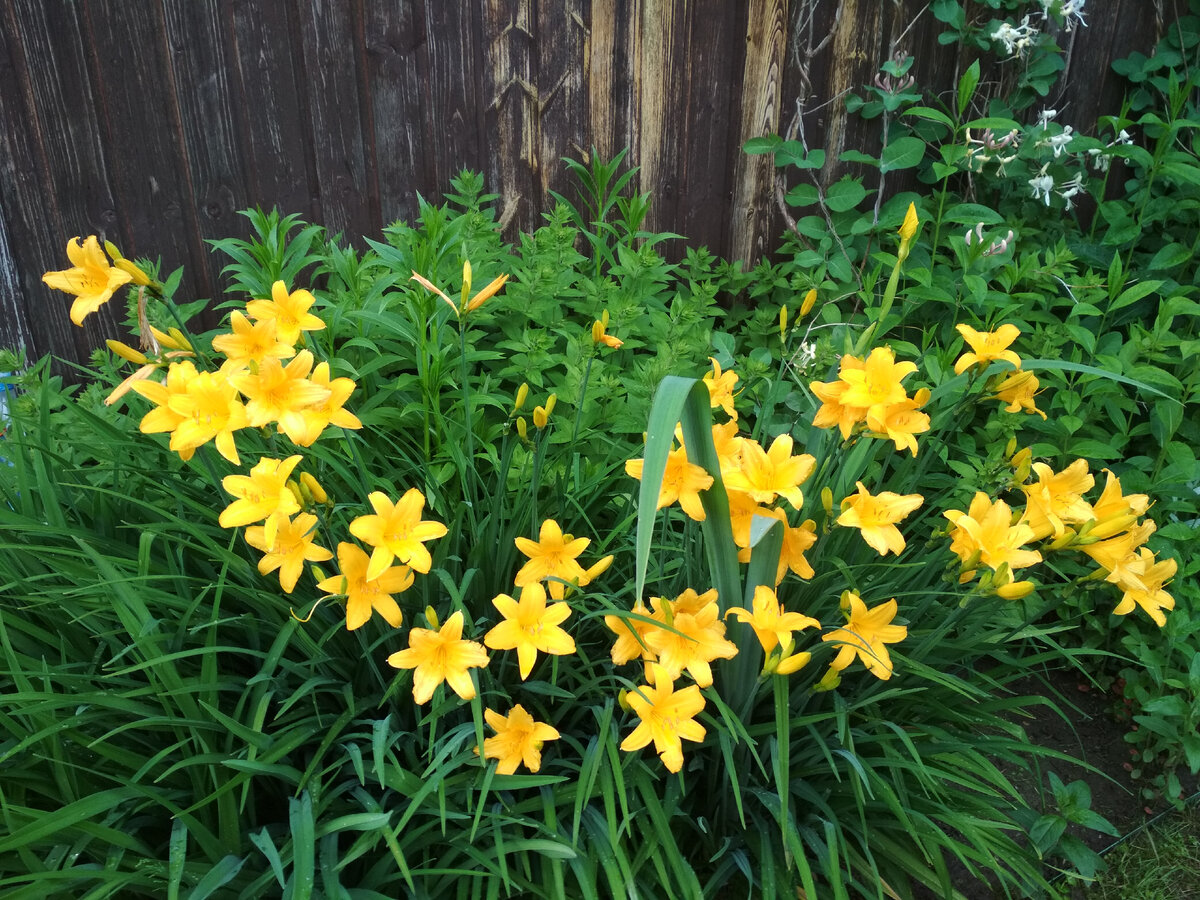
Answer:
[{"left": 3, "top": 140, "right": 1187, "bottom": 899}]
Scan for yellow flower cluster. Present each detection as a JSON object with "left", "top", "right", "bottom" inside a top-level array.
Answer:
[
  {"left": 945, "top": 456, "right": 1175, "bottom": 624},
  {"left": 810, "top": 346, "right": 930, "bottom": 455}
]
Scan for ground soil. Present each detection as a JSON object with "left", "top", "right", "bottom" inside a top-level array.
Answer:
[{"left": 930, "top": 666, "right": 1198, "bottom": 899}]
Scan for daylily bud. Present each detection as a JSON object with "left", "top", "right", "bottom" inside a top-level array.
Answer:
[
  {"left": 897, "top": 202, "right": 919, "bottom": 262},
  {"left": 300, "top": 472, "right": 328, "bottom": 504},
  {"left": 812, "top": 667, "right": 842, "bottom": 692},
  {"left": 287, "top": 479, "right": 305, "bottom": 507},
  {"left": 779, "top": 305, "right": 788, "bottom": 342},
  {"left": 460, "top": 260, "right": 473, "bottom": 313},
  {"left": 592, "top": 319, "right": 605, "bottom": 343},
  {"left": 1005, "top": 437, "right": 1017, "bottom": 458},
  {"left": 545, "top": 393, "right": 557, "bottom": 417},
  {"left": 514, "top": 382, "right": 529, "bottom": 413},
  {"left": 425, "top": 606, "right": 440, "bottom": 629},
  {"left": 996, "top": 581, "right": 1036, "bottom": 600},
  {"left": 167, "top": 327, "right": 193, "bottom": 351},
  {"left": 114, "top": 258, "right": 152, "bottom": 287},
  {"left": 532, "top": 406, "right": 548, "bottom": 430},
  {"left": 516, "top": 416, "right": 528, "bottom": 439},
  {"left": 106, "top": 339, "right": 148, "bottom": 365},
  {"left": 839, "top": 590, "right": 854, "bottom": 613},
  {"left": 801, "top": 288, "right": 818, "bottom": 316},
  {"left": 1087, "top": 513, "right": 1138, "bottom": 540},
  {"left": 309, "top": 564, "right": 330, "bottom": 584},
  {"left": 617, "top": 689, "right": 633, "bottom": 712},
  {"left": 776, "top": 650, "right": 813, "bottom": 676},
  {"left": 601, "top": 308, "right": 610, "bottom": 328},
  {"left": 1049, "top": 529, "right": 1079, "bottom": 551},
  {"left": 821, "top": 486, "right": 834, "bottom": 518}
]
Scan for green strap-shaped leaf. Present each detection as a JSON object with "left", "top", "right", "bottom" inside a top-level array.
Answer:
[{"left": 634, "top": 376, "right": 740, "bottom": 609}]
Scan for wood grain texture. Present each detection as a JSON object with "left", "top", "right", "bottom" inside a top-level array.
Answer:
[
  {"left": 363, "top": 0, "right": 431, "bottom": 226},
  {"left": 297, "top": 0, "right": 374, "bottom": 243},
  {"left": 730, "top": 0, "right": 788, "bottom": 265},
  {"left": 161, "top": 0, "right": 250, "bottom": 308},
  {"left": 0, "top": 0, "right": 1187, "bottom": 368},
  {"left": 486, "top": 0, "right": 538, "bottom": 233}
]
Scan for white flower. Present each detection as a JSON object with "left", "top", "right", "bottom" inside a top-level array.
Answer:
[
  {"left": 1057, "top": 173, "right": 1085, "bottom": 210},
  {"left": 992, "top": 16, "right": 1040, "bottom": 57},
  {"left": 1045, "top": 126, "right": 1075, "bottom": 158},
  {"left": 1037, "top": 108, "right": 1059, "bottom": 128},
  {"left": 1029, "top": 173, "right": 1055, "bottom": 205}
]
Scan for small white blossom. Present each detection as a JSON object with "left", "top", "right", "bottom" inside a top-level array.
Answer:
[
  {"left": 1037, "top": 108, "right": 1059, "bottom": 128},
  {"left": 1042, "top": 125, "right": 1075, "bottom": 158},
  {"left": 1029, "top": 172, "right": 1055, "bottom": 205},
  {"left": 1057, "top": 173, "right": 1086, "bottom": 210},
  {"left": 992, "top": 16, "right": 1040, "bottom": 57},
  {"left": 1116, "top": 129, "right": 1134, "bottom": 145}
]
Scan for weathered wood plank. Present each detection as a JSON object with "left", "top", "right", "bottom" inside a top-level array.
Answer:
[
  {"left": 730, "top": 0, "right": 788, "bottom": 266},
  {"left": 160, "top": 0, "right": 251, "bottom": 309},
  {"left": 485, "top": 0, "right": 538, "bottom": 234},
  {"left": 6, "top": 0, "right": 116, "bottom": 363},
  {"left": 84, "top": 0, "right": 214, "bottom": 340},
  {"left": 363, "top": 0, "right": 431, "bottom": 227},
  {"left": 535, "top": 0, "right": 588, "bottom": 219},
  {"left": 227, "top": 0, "right": 315, "bottom": 222},
  {"left": 296, "top": 0, "right": 375, "bottom": 243},
  {"left": 674, "top": 0, "right": 740, "bottom": 253},
  {"left": 423, "top": 1, "right": 487, "bottom": 193},
  {"left": 0, "top": 205, "right": 37, "bottom": 357}
]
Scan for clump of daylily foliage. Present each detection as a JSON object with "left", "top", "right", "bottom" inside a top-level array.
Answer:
[{"left": 24, "top": 193, "right": 1180, "bottom": 897}]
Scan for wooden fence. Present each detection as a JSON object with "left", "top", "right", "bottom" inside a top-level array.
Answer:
[{"left": 0, "top": 0, "right": 1182, "bottom": 368}]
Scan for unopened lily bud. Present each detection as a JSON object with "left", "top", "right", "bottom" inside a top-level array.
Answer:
[
  {"left": 107, "top": 339, "right": 148, "bottom": 365},
  {"left": 167, "top": 327, "right": 193, "bottom": 351},
  {"left": 1049, "top": 529, "right": 1079, "bottom": 551},
  {"left": 839, "top": 590, "right": 854, "bottom": 613},
  {"left": 460, "top": 260, "right": 473, "bottom": 312},
  {"left": 516, "top": 416, "right": 528, "bottom": 439},
  {"left": 812, "top": 667, "right": 842, "bottom": 692},
  {"left": 532, "top": 406, "right": 548, "bottom": 430},
  {"left": 800, "top": 288, "right": 817, "bottom": 316},
  {"left": 776, "top": 650, "right": 813, "bottom": 676},
  {"left": 545, "top": 393, "right": 557, "bottom": 417},
  {"left": 287, "top": 479, "right": 305, "bottom": 507},
  {"left": 995, "top": 581, "right": 1036, "bottom": 600},
  {"left": 821, "top": 486, "right": 834, "bottom": 518},
  {"left": 617, "top": 689, "right": 633, "bottom": 712},
  {"left": 1005, "top": 437, "right": 1017, "bottom": 458},
  {"left": 601, "top": 308, "right": 610, "bottom": 328},
  {"left": 1087, "top": 513, "right": 1138, "bottom": 540},
  {"left": 592, "top": 319, "right": 605, "bottom": 343},
  {"left": 309, "top": 564, "right": 330, "bottom": 584},
  {"left": 300, "top": 472, "right": 328, "bottom": 504},
  {"left": 424, "top": 606, "right": 440, "bottom": 629},
  {"left": 514, "top": 382, "right": 529, "bottom": 413},
  {"left": 779, "top": 305, "right": 788, "bottom": 342}
]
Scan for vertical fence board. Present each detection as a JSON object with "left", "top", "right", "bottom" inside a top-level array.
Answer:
[
  {"left": 535, "top": 0, "right": 588, "bottom": 213},
  {"left": 363, "top": 1, "right": 430, "bottom": 227},
  {"left": 423, "top": 1, "right": 487, "bottom": 193},
  {"left": 486, "top": 0, "right": 538, "bottom": 233},
  {"left": 227, "top": 0, "right": 315, "bottom": 223},
  {"left": 161, "top": 0, "right": 250, "bottom": 308},
  {"left": 296, "top": 0, "right": 374, "bottom": 244},
  {"left": 84, "top": 0, "right": 211, "bottom": 331},
  {"left": 730, "top": 0, "right": 789, "bottom": 266},
  {"left": 9, "top": 0, "right": 122, "bottom": 361}
]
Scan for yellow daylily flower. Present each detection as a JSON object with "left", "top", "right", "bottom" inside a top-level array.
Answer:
[
  {"left": 219, "top": 455, "right": 304, "bottom": 547},
  {"left": 349, "top": 488, "right": 448, "bottom": 579},
  {"left": 513, "top": 519, "right": 592, "bottom": 599},
  {"left": 483, "top": 582, "right": 576, "bottom": 680},
  {"left": 1022, "top": 459, "right": 1096, "bottom": 540},
  {"left": 245, "top": 512, "right": 332, "bottom": 594},
  {"left": 726, "top": 584, "right": 820, "bottom": 655},
  {"left": 620, "top": 663, "right": 707, "bottom": 773},
  {"left": 954, "top": 324, "right": 1022, "bottom": 375},
  {"left": 42, "top": 236, "right": 133, "bottom": 326},
  {"left": 837, "top": 482, "right": 924, "bottom": 556},
  {"left": 625, "top": 445, "right": 714, "bottom": 522},
  {"left": 703, "top": 358, "right": 739, "bottom": 420},
  {"left": 943, "top": 493, "right": 1042, "bottom": 580},
  {"left": 1111, "top": 548, "right": 1176, "bottom": 627},
  {"left": 605, "top": 600, "right": 657, "bottom": 666},
  {"left": 317, "top": 542, "right": 414, "bottom": 631},
  {"left": 821, "top": 592, "right": 907, "bottom": 681},
  {"left": 387, "top": 610, "right": 489, "bottom": 704},
  {"left": 245, "top": 280, "right": 326, "bottom": 346},
  {"left": 642, "top": 588, "right": 737, "bottom": 688},
  {"left": 167, "top": 369, "right": 248, "bottom": 465},
  {"left": 479, "top": 705, "right": 561, "bottom": 774},
  {"left": 838, "top": 346, "right": 917, "bottom": 412},
  {"left": 991, "top": 368, "right": 1046, "bottom": 419},
  {"left": 211, "top": 311, "right": 295, "bottom": 369},
  {"left": 230, "top": 350, "right": 332, "bottom": 443},
  {"left": 723, "top": 434, "right": 815, "bottom": 510}
]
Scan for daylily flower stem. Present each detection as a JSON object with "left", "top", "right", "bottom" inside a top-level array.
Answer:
[{"left": 457, "top": 324, "right": 479, "bottom": 526}]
